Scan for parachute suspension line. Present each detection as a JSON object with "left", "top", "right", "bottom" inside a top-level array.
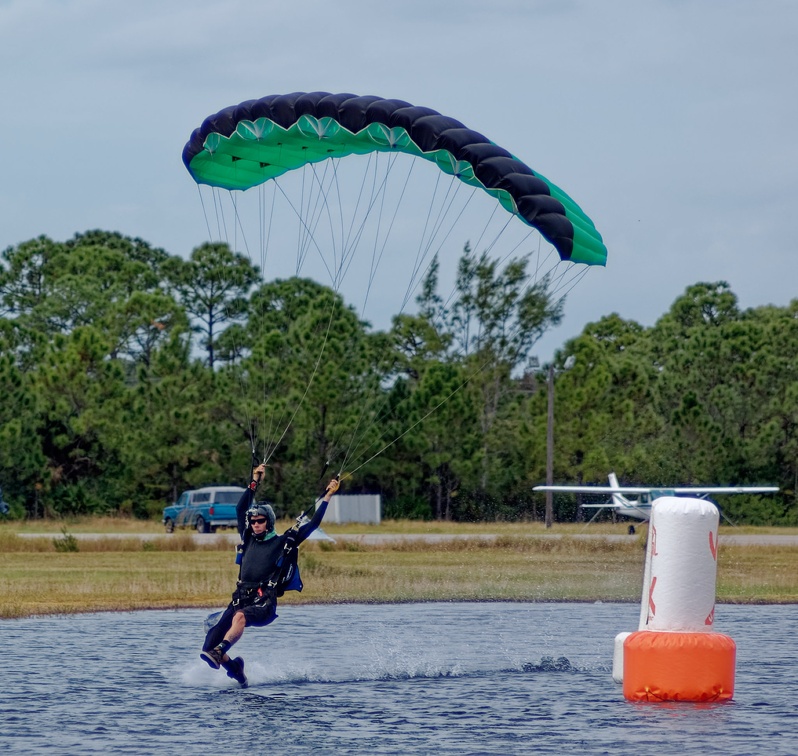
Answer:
[
  {"left": 304, "top": 160, "right": 339, "bottom": 277},
  {"left": 334, "top": 151, "right": 404, "bottom": 293},
  {"left": 256, "top": 182, "right": 279, "bottom": 456},
  {"left": 330, "top": 154, "right": 374, "bottom": 289},
  {"left": 343, "top": 348, "right": 497, "bottom": 479},
  {"left": 270, "top": 160, "right": 361, "bottom": 469},
  {"left": 212, "top": 187, "right": 230, "bottom": 244},
  {"left": 361, "top": 152, "right": 400, "bottom": 315},
  {"left": 557, "top": 264, "right": 591, "bottom": 301},
  {"left": 330, "top": 159, "right": 350, "bottom": 276},
  {"left": 199, "top": 187, "right": 259, "bottom": 463},
  {"left": 359, "top": 153, "right": 390, "bottom": 316},
  {"left": 259, "top": 175, "right": 336, "bottom": 463},
  {"left": 342, "top": 154, "right": 440, "bottom": 466},
  {"left": 398, "top": 173, "right": 479, "bottom": 314},
  {"left": 230, "top": 192, "right": 256, "bottom": 261},
  {"left": 528, "top": 237, "right": 583, "bottom": 312},
  {"left": 197, "top": 185, "right": 215, "bottom": 242},
  {"left": 343, "top": 253, "right": 583, "bottom": 477},
  {"left": 344, "top": 151, "right": 382, "bottom": 300},
  {"left": 298, "top": 152, "right": 394, "bottom": 300},
  {"left": 273, "top": 181, "right": 336, "bottom": 285},
  {"left": 309, "top": 161, "right": 344, "bottom": 278},
  {"left": 330, "top": 153, "right": 421, "bottom": 475},
  {"left": 404, "top": 172, "right": 462, "bottom": 306},
  {"left": 341, "top": 174, "right": 497, "bottom": 475},
  {"left": 232, "top": 192, "right": 238, "bottom": 255},
  {"left": 343, "top": 231, "right": 591, "bottom": 476},
  {"left": 262, "top": 290, "right": 340, "bottom": 466},
  {"left": 397, "top": 168, "right": 444, "bottom": 312},
  {"left": 444, "top": 217, "right": 535, "bottom": 324},
  {"left": 427, "top": 209, "right": 516, "bottom": 338},
  {"left": 197, "top": 188, "right": 259, "bottom": 459},
  {"left": 333, "top": 153, "right": 394, "bottom": 290},
  {"left": 296, "top": 160, "right": 343, "bottom": 279},
  {"left": 305, "top": 158, "right": 348, "bottom": 289},
  {"left": 470, "top": 202, "right": 502, "bottom": 260},
  {"left": 297, "top": 164, "right": 310, "bottom": 275},
  {"left": 339, "top": 152, "right": 399, "bottom": 289},
  {"left": 480, "top": 213, "right": 521, "bottom": 263},
  {"left": 545, "top": 259, "right": 591, "bottom": 304},
  {"left": 256, "top": 167, "right": 354, "bottom": 466},
  {"left": 292, "top": 158, "right": 349, "bottom": 291},
  {"left": 296, "top": 162, "right": 336, "bottom": 278},
  {"left": 308, "top": 153, "right": 426, "bottom": 476},
  {"left": 303, "top": 155, "right": 391, "bottom": 474},
  {"left": 229, "top": 190, "right": 267, "bottom": 462}
]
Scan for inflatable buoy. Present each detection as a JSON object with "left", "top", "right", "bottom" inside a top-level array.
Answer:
[
  {"left": 618, "top": 496, "right": 737, "bottom": 702},
  {"left": 623, "top": 630, "right": 735, "bottom": 702}
]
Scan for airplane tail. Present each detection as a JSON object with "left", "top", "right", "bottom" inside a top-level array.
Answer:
[{"left": 609, "top": 473, "right": 632, "bottom": 510}]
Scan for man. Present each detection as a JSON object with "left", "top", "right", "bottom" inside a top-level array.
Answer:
[{"left": 200, "top": 463, "right": 340, "bottom": 687}]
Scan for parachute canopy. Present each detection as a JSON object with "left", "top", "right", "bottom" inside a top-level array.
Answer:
[{"left": 182, "top": 92, "right": 607, "bottom": 266}]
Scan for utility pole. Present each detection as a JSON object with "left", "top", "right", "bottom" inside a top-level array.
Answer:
[{"left": 545, "top": 364, "right": 554, "bottom": 528}]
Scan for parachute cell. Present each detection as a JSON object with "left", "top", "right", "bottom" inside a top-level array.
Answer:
[{"left": 182, "top": 92, "right": 607, "bottom": 266}]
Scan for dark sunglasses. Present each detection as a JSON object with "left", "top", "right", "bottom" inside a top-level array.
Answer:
[{"left": 250, "top": 517, "right": 268, "bottom": 525}]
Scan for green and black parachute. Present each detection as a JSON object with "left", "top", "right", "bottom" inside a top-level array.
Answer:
[{"left": 182, "top": 92, "right": 606, "bottom": 267}]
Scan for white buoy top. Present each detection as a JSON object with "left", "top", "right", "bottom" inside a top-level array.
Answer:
[{"left": 641, "top": 496, "right": 720, "bottom": 632}]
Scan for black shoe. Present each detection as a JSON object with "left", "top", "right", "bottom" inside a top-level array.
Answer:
[
  {"left": 200, "top": 645, "right": 225, "bottom": 670},
  {"left": 223, "top": 656, "right": 248, "bottom": 688}
]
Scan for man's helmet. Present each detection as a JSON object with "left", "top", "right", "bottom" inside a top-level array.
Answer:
[{"left": 246, "top": 502, "right": 275, "bottom": 532}]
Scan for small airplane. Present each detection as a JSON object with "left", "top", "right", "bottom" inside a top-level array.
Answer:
[{"left": 533, "top": 473, "right": 779, "bottom": 524}]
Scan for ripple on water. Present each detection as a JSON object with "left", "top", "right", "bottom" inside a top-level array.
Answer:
[{"left": 1, "top": 603, "right": 797, "bottom": 755}]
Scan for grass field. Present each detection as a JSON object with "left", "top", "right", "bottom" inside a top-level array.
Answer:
[{"left": 1, "top": 519, "right": 796, "bottom": 619}]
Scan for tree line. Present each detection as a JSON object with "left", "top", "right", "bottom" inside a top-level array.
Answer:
[{"left": 0, "top": 230, "right": 795, "bottom": 525}]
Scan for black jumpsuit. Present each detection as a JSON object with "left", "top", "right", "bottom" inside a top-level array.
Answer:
[{"left": 202, "top": 483, "right": 328, "bottom": 651}]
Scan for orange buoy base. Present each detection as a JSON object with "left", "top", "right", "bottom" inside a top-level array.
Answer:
[{"left": 623, "top": 631, "right": 736, "bottom": 702}]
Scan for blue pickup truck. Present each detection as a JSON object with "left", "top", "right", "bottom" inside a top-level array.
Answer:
[{"left": 162, "top": 485, "right": 247, "bottom": 533}]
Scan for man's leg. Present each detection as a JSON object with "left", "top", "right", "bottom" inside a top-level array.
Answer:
[
  {"left": 219, "top": 611, "right": 246, "bottom": 658},
  {"left": 210, "top": 611, "right": 247, "bottom": 665},
  {"left": 201, "top": 606, "right": 242, "bottom": 669},
  {"left": 217, "top": 612, "right": 249, "bottom": 687}
]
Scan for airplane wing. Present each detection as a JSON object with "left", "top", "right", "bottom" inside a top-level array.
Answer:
[
  {"left": 533, "top": 485, "right": 778, "bottom": 495},
  {"left": 532, "top": 485, "right": 653, "bottom": 494},
  {"left": 670, "top": 487, "right": 779, "bottom": 494}
]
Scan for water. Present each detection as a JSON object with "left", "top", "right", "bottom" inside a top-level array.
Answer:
[{"left": 1, "top": 602, "right": 796, "bottom": 755}]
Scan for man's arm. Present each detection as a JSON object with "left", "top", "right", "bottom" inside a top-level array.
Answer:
[
  {"left": 295, "top": 477, "right": 340, "bottom": 544},
  {"left": 236, "top": 463, "right": 266, "bottom": 537}
]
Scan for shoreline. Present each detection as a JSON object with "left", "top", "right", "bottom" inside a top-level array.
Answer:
[
  {"left": 6, "top": 595, "right": 797, "bottom": 622},
  {"left": 3, "top": 527, "right": 796, "bottom": 619}
]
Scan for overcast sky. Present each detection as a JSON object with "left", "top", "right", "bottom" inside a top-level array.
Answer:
[{"left": 2, "top": 0, "right": 796, "bottom": 361}]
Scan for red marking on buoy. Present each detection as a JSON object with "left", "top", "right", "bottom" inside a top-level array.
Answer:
[
  {"left": 708, "top": 531, "right": 718, "bottom": 560},
  {"left": 705, "top": 607, "right": 715, "bottom": 626},
  {"left": 648, "top": 576, "right": 657, "bottom": 618},
  {"left": 651, "top": 525, "right": 658, "bottom": 556}
]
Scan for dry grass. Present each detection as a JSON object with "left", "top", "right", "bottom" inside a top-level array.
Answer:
[
  {"left": 0, "top": 538, "right": 644, "bottom": 619},
  {"left": 13, "top": 515, "right": 796, "bottom": 536},
  {"left": 717, "top": 545, "right": 798, "bottom": 603},
  {"left": 2, "top": 530, "right": 796, "bottom": 619}
]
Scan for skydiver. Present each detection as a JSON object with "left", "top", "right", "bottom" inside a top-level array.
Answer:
[{"left": 200, "top": 463, "right": 340, "bottom": 687}]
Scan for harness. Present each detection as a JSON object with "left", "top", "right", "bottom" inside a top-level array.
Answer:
[
  {"left": 269, "top": 528, "right": 302, "bottom": 597},
  {"left": 232, "top": 475, "right": 333, "bottom": 608},
  {"left": 232, "top": 528, "right": 303, "bottom": 607}
]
